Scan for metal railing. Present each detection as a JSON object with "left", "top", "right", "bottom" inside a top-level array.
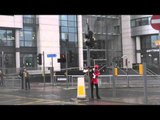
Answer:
[{"left": 51, "top": 74, "right": 160, "bottom": 88}]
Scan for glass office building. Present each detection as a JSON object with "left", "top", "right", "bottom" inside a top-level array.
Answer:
[
  {"left": 0, "top": 15, "right": 123, "bottom": 73},
  {"left": 82, "top": 15, "right": 122, "bottom": 68}
]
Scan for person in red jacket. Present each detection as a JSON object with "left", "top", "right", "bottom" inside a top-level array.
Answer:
[{"left": 91, "top": 65, "right": 101, "bottom": 99}]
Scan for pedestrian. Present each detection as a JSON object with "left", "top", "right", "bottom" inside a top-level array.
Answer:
[
  {"left": 91, "top": 65, "right": 101, "bottom": 99},
  {"left": 23, "top": 68, "right": 30, "bottom": 90},
  {"left": 19, "top": 68, "right": 24, "bottom": 89},
  {"left": 0, "top": 70, "right": 4, "bottom": 87}
]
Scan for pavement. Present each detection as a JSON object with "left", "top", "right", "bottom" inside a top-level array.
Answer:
[{"left": 1, "top": 82, "right": 160, "bottom": 105}]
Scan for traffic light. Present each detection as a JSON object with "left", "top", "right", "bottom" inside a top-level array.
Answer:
[
  {"left": 57, "top": 54, "right": 66, "bottom": 63},
  {"left": 69, "top": 51, "right": 74, "bottom": 63},
  {"left": 84, "top": 30, "right": 96, "bottom": 48},
  {"left": 37, "top": 53, "right": 42, "bottom": 65}
]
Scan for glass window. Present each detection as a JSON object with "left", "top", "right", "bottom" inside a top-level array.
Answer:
[
  {"left": 7, "top": 30, "right": 14, "bottom": 40},
  {"left": 0, "top": 30, "right": 6, "bottom": 41},
  {"left": 61, "top": 33, "right": 67, "bottom": 40},
  {"left": 61, "top": 27, "right": 68, "bottom": 32},
  {"left": 25, "top": 41, "right": 32, "bottom": 46},
  {"left": 21, "top": 15, "right": 37, "bottom": 47},
  {"left": 146, "top": 38, "right": 151, "bottom": 48},
  {"left": 68, "top": 21, "right": 75, "bottom": 27},
  {"left": 69, "top": 27, "right": 75, "bottom": 33},
  {"left": 69, "top": 33, "right": 75, "bottom": 41},
  {"left": 135, "top": 19, "right": 141, "bottom": 26},
  {"left": 24, "top": 31, "right": 32, "bottom": 40},
  {"left": 0, "top": 29, "right": 15, "bottom": 46},
  {"left": 23, "top": 18, "right": 33, "bottom": 24},
  {"left": 23, "top": 26, "right": 33, "bottom": 31},
  {"left": 68, "top": 15, "right": 76, "bottom": 21},
  {"left": 20, "top": 54, "right": 36, "bottom": 67},
  {"left": 151, "top": 35, "right": 158, "bottom": 40},
  {"left": 131, "top": 20, "right": 136, "bottom": 27},
  {"left": 60, "top": 15, "right": 67, "bottom": 20},
  {"left": 20, "top": 40, "right": 25, "bottom": 46},
  {"left": 151, "top": 35, "right": 159, "bottom": 48},
  {"left": 20, "top": 31, "right": 24, "bottom": 40},
  {"left": 148, "top": 16, "right": 151, "bottom": 25},
  {"left": 32, "top": 32, "right": 36, "bottom": 40},
  {"left": 6, "top": 41, "right": 14, "bottom": 46},
  {"left": 141, "top": 17, "right": 149, "bottom": 25},
  {"left": 59, "top": 15, "right": 78, "bottom": 68},
  {"left": 75, "top": 34, "right": 77, "bottom": 41},
  {"left": 23, "top": 15, "right": 34, "bottom": 18},
  {"left": 60, "top": 21, "right": 68, "bottom": 26}
]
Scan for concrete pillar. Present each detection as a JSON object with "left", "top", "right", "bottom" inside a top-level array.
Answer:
[
  {"left": 78, "top": 15, "right": 84, "bottom": 70},
  {"left": 121, "top": 15, "right": 136, "bottom": 68},
  {"left": 15, "top": 29, "right": 20, "bottom": 69},
  {"left": 136, "top": 36, "right": 141, "bottom": 63}
]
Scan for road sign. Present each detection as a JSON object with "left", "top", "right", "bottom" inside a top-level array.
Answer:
[
  {"left": 47, "top": 54, "right": 57, "bottom": 58},
  {"left": 150, "top": 15, "right": 160, "bottom": 30}
]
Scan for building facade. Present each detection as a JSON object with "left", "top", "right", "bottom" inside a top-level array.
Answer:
[
  {"left": 2, "top": 15, "right": 158, "bottom": 74},
  {"left": 82, "top": 15, "right": 122, "bottom": 68},
  {"left": 0, "top": 15, "right": 83, "bottom": 73},
  {"left": 0, "top": 15, "right": 123, "bottom": 74},
  {"left": 130, "top": 15, "right": 159, "bottom": 72}
]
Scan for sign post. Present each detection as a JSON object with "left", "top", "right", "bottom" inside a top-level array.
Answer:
[{"left": 47, "top": 54, "right": 57, "bottom": 86}]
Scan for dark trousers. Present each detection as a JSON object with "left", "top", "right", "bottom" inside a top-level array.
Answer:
[
  {"left": 91, "top": 83, "right": 100, "bottom": 99},
  {"left": 25, "top": 78, "right": 30, "bottom": 90},
  {"left": 21, "top": 78, "right": 24, "bottom": 89},
  {"left": 0, "top": 79, "right": 4, "bottom": 86}
]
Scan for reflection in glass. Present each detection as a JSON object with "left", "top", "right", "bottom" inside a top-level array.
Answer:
[
  {"left": 61, "top": 27, "right": 68, "bottom": 32},
  {"left": 59, "top": 15, "right": 78, "bottom": 68},
  {"left": 61, "top": 21, "right": 68, "bottom": 26},
  {"left": 60, "top": 15, "right": 67, "bottom": 20},
  {"left": 68, "top": 15, "right": 76, "bottom": 21},
  {"left": 0, "top": 30, "right": 6, "bottom": 41}
]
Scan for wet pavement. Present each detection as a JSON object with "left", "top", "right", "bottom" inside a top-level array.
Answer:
[{"left": 1, "top": 83, "right": 160, "bottom": 105}]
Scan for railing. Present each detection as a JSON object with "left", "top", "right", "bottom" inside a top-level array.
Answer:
[
  {"left": 2, "top": 73, "right": 160, "bottom": 90},
  {"left": 52, "top": 74, "right": 160, "bottom": 88}
]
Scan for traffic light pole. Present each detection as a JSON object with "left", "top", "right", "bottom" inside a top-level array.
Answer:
[
  {"left": 51, "top": 57, "right": 55, "bottom": 86},
  {"left": 65, "top": 34, "right": 68, "bottom": 88},
  {"left": 43, "top": 51, "right": 46, "bottom": 89},
  {"left": 1, "top": 51, "right": 4, "bottom": 73},
  {"left": 87, "top": 46, "right": 91, "bottom": 99}
]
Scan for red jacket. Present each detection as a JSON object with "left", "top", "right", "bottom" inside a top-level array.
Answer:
[{"left": 91, "top": 69, "right": 100, "bottom": 84}]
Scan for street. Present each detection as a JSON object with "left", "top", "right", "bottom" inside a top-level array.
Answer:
[{"left": 1, "top": 83, "right": 160, "bottom": 105}]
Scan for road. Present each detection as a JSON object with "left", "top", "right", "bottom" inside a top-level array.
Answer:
[{"left": 1, "top": 84, "right": 160, "bottom": 105}]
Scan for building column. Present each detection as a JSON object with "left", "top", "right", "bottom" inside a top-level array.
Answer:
[
  {"left": 78, "top": 15, "right": 84, "bottom": 70},
  {"left": 15, "top": 29, "right": 20, "bottom": 69},
  {"left": 136, "top": 36, "right": 141, "bottom": 63}
]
